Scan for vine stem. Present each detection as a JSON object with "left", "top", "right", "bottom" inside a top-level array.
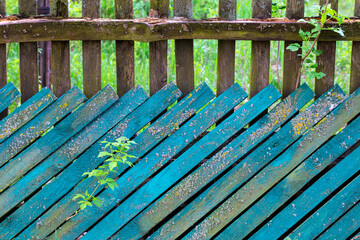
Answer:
[{"left": 295, "top": 0, "right": 330, "bottom": 87}]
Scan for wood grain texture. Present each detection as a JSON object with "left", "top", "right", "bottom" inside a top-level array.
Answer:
[
  {"left": 219, "top": 115, "right": 360, "bottom": 239},
  {"left": 0, "top": 86, "right": 117, "bottom": 192},
  {"left": 251, "top": 146, "right": 360, "bottom": 240},
  {"left": 116, "top": 0, "right": 135, "bottom": 97},
  {"left": 2, "top": 19, "right": 360, "bottom": 43},
  {"left": 0, "top": 87, "right": 55, "bottom": 144},
  {"left": 184, "top": 86, "right": 349, "bottom": 239},
  {"left": 149, "top": 0, "right": 168, "bottom": 95},
  {"left": 75, "top": 85, "right": 245, "bottom": 240},
  {"left": 174, "top": 0, "right": 194, "bottom": 96},
  {"left": 350, "top": 0, "right": 360, "bottom": 94},
  {"left": 82, "top": 0, "right": 101, "bottom": 98},
  {"left": 0, "top": 82, "right": 20, "bottom": 113},
  {"left": 19, "top": 0, "right": 38, "bottom": 104},
  {"left": 112, "top": 85, "right": 279, "bottom": 240},
  {"left": 315, "top": 0, "right": 338, "bottom": 98},
  {"left": 288, "top": 176, "right": 360, "bottom": 239},
  {"left": 43, "top": 84, "right": 216, "bottom": 240},
  {"left": 15, "top": 83, "right": 181, "bottom": 240},
  {"left": 282, "top": 0, "right": 304, "bottom": 98},
  {"left": 317, "top": 201, "right": 360, "bottom": 240},
  {"left": 51, "top": 0, "right": 70, "bottom": 97},
  {"left": 217, "top": 0, "right": 236, "bottom": 96},
  {"left": 0, "top": 87, "right": 148, "bottom": 239}
]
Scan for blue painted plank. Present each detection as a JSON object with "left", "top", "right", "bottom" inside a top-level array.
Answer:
[
  {"left": 0, "top": 82, "right": 20, "bottom": 113},
  {"left": 287, "top": 173, "right": 360, "bottom": 239},
  {"left": 0, "top": 85, "right": 118, "bottom": 192},
  {"left": 2, "top": 83, "right": 181, "bottom": 240},
  {"left": 0, "top": 86, "right": 85, "bottom": 168},
  {"left": 317, "top": 201, "right": 360, "bottom": 240},
  {"left": 249, "top": 138, "right": 360, "bottom": 238},
  {"left": 218, "top": 114, "right": 360, "bottom": 239},
  {"left": 148, "top": 85, "right": 343, "bottom": 240},
  {"left": 0, "top": 87, "right": 56, "bottom": 143},
  {"left": 111, "top": 84, "right": 281, "bottom": 240},
  {"left": 0, "top": 86, "right": 148, "bottom": 224},
  {"left": 183, "top": 84, "right": 359, "bottom": 240},
  {"left": 61, "top": 83, "right": 246, "bottom": 240}
]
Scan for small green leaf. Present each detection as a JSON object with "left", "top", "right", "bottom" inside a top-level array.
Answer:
[{"left": 286, "top": 44, "right": 300, "bottom": 52}]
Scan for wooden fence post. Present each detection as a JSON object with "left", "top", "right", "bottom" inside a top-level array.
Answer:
[
  {"left": 83, "top": 0, "right": 101, "bottom": 98},
  {"left": 315, "top": 0, "right": 338, "bottom": 98},
  {"left": 174, "top": 0, "right": 194, "bottom": 96},
  {"left": 19, "top": 0, "right": 39, "bottom": 104},
  {"left": 217, "top": 0, "right": 236, "bottom": 96},
  {"left": 282, "top": 0, "right": 304, "bottom": 98},
  {"left": 50, "top": 0, "right": 70, "bottom": 97},
  {"left": 115, "top": 0, "right": 134, "bottom": 97},
  {"left": 250, "top": 0, "right": 271, "bottom": 98},
  {"left": 350, "top": 0, "right": 360, "bottom": 94},
  {"left": 149, "top": 0, "right": 169, "bottom": 96},
  {"left": 0, "top": 0, "right": 6, "bottom": 119}
]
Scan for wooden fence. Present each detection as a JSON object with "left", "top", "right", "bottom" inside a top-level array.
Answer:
[{"left": 0, "top": 0, "right": 360, "bottom": 116}]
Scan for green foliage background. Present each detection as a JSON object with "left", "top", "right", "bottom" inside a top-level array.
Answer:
[{"left": 4, "top": 0, "right": 355, "bottom": 100}]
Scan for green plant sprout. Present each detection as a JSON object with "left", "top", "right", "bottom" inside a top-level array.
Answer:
[
  {"left": 287, "top": 0, "right": 347, "bottom": 87},
  {"left": 72, "top": 137, "right": 136, "bottom": 211}
]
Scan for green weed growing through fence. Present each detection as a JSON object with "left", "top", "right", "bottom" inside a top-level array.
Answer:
[{"left": 72, "top": 137, "right": 136, "bottom": 212}]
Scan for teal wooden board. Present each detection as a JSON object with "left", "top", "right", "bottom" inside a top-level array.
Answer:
[
  {"left": 249, "top": 139, "right": 360, "bottom": 238},
  {"left": 111, "top": 84, "right": 281, "bottom": 240},
  {"left": 67, "top": 83, "right": 246, "bottom": 240},
  {"left": 18, "top": 83, "right": 211, "bottom": 240},
  {"left": 317, "top": 201, "right": 360, "bottom": 240},
  {"left": 218, "top": 114, "right": 360, "bottom": 239},
  {"left": 0, "top": 85, "right": 118, "bottom": 193},
  {"left": 4, "top": 83, "right": 181, "bottom": 240},
  {"left": 149, "top": 84, "right": 343, "bottom": 240},
  {"left": 184, "top": 85, "right": 358, "bottom": 239},
  {"left": 287, "top": 173, "right": 360, "bottom": 239},
  {"left": 0, "top": 82, "right": 20, "bottom": 113},
  {"left": 0, "top": 86, "right": 86, "bottom": 168},
  {"left": 0, "top": 87, "right": 55, "bottom": 143},
  {"left": 0, "top": 86, "right": 148, "bottom": 224}
]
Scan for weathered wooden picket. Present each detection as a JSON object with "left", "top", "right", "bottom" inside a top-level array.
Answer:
[{"left": 0, "top": 81, "right": 359, "bottom": 240}]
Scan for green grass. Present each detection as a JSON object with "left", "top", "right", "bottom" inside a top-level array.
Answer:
[{"left": 3, "top": 0, "right": 356, "bottom": 101}]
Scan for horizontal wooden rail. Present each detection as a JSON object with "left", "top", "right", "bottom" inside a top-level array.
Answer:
[{"left": 1, "top": 18, "right": 360, "bottom": 43}]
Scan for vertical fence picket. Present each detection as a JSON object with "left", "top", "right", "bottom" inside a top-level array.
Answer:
[
  {"left": 282, "top": 0, "right": 304, "bottom": 98},
  {"left": 0, "top": 0, "right": 6, "bottom": 119},
  {"left": 149, "top": 0, "right": 168, "bottom": 96},
  {"left": 50, "top": 0, "right": 70, "bottom": 97},
  {"left": 82, "top": 0, "right": 101, "bottom": 98},
  {"left": 250, "top": 0, "right": 271, "bottom": 98},
  {"left": 115, "top": 0, "right": 134, "bottom": 97},
  {"left": 19, "top": 0, "right": 38, "bottom": 103},
  {"left": 350, "top": 0, "right": 360, "bottom": 94},
  {"left": 217, "top": 0, "right": 236, "bottom": 96},
  {"left": 315, "top": 0, "right": 338, "bottom": 98},
  {"left": 174, "top": 0, "right": 194, "bottom": 96}
]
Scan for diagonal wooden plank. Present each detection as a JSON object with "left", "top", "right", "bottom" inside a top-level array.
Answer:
[
  {"left": 288, "top": 173, "right": 360, "bottom": 239},
  {"left": 250, "top": 146, "right": 360, "bottom": 240},
  {"left": 3, "top": 83, "right": 181, "bottom": 240},
  {"left": 64, "top": 83, "right": 246, "bottom": 240},
  {"left": 317, "top": 201, "right": 360, "bottom": 240},
  {"left": 184, "top": 85, "right": 358, "bottom": 239},
  {"left": 0, "top": 86, "right": 148, "bottom": 223},
  {"left": 0, "top": 87, "right": 55, "bottom": 143},
  {"left": 0, "top": 82, "right": 20, "bottom": 113},
  {"left": 0, "top": 87, "right": 86, "bottom": 168},
  {"left": 148, "top": 84, "right": 342, "bottom": 240},
  {"left": 110, "top": 84, "right": 281, "bottom": 240},
  {"left": 218, "top": 115, "right": 360, "bottom": 239},
  {"left": 0, "top": 85, "right": 118, "bottom": 192}
]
